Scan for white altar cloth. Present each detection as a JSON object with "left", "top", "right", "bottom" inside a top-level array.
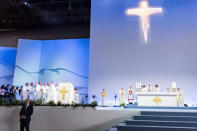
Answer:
[{"left": 136, "top": 92, "right": 179, "bottom": 107}]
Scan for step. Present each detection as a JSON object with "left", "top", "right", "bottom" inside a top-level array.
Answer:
[
  {"left": 125, "top": 105, "right": 197, "bottom": 110},
  {"left": 141, "top": 111, "right": 197, "bottom": 116},
  {"left": 125, "top": 119, "right": 197, "bottom": 127},
  {"left": 134, "top": 115, "right": 197, "bottom": 121},
  {"left": 108, "top": 127, "right": 117, "bottom": 131},
  {"left": 117, "top": 123, "right": 197, "bottom": 131}
]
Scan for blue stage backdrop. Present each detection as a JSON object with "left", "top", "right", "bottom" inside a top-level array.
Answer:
[
  {"left": 0, "top": 47, "right": 16, "bottom": 85},
  {"left": 89, "top": 0, "right": 197, "bottom": 105},
  {"left": 13, "top": 39, "right": 89, "bottom": 96}
]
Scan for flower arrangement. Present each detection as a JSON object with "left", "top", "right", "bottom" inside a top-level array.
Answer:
[{"left": 0, "top": 98, "right": 97, "bottom": 109}]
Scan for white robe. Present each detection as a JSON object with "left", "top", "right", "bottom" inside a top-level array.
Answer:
[
  {"left": 15, "top": 89, "right": 21, "bottom": 100},
  {"left": 128, "top": 89, "right": 134, "bottom": 103},
  {"left": 147, "top": 86, "right": 153, "bottom": 92},
  {"left": 22, "top": 86, "right": 29, "bottom": 101},
  {"left": 141, "top": 87, "right": 146, "bottom": 92},
  {"left": 42, "top": 86, "right": 47, "bottom": 103},
  {"left": 51, "top": 85, "right": 57, "bottom": 104},
  {"left": 153, "top": 87, "right": 160, "bottom": 92},
  {"left": 177, "top": 90, "right": 184, "bottom": 106},
  {"left": 74, "top": 90, "right": 79, "bottom": 104},
  {"left": 28, "top": 86, "right": 34, "bottom": 100},
  {"left": 101, "top": 96, "right": 106, "bottom": 106},
  {"left": 35, "top": 85, "right": 43, "bottom": 101},
  {"left": 101, "top": 91, "right": 107, "bottom": 106},
  {"left": 119, "top": 90, "right": 125, "bottom": 104},
  {"left": 46, "top": 86, "right": 52, "bottom": 103}
]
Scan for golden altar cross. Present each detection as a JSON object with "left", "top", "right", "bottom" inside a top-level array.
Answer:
[
  {"left": 59, "top": 87, "right": 68, "bottom": 100},
  {"left": 153, "top": 96, "right": 162, "bottom": 105}
]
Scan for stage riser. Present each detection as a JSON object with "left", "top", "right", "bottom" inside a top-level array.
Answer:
[
  {"left": 125, "top": 105, "right": 197, "bottom": 110},
  {"left": 141, "top": 111, "right": 197, "bottom": 116},
  {"left": 134, "top": 115, "right": 197, "bottom": 121},
  {"left": 117, "top": 125, "right": 197, "bottom": 131},
  {"left": 109, "top": 128, "right": 118, "bottom": 131},
  {"left": 125, "top": 120, "right": 197, "bottom": 127},
  {"left": 109, "top": 111, "right": 197, "bottom": 131}
]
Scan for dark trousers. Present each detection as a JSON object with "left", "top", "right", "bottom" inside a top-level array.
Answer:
[{"left": 20, "top": 120, "right": 30, "bottom": 131}]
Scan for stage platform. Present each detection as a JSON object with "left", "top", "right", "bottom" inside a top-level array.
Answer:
[
  {"left": 97, "top": 103, "right": 197, "bottom": 111},
  {"left": 125, "top": 104, "right": 197, "bottom": 110}
]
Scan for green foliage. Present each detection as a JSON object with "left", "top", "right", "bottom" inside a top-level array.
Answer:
[
  {"left": 0, "top": 99, "right": 23, "bottom": 107},
  {"left": 0, "top": 99, "right": 97, "bottom": 109},
  {"left": 46, "top": 101, "right": 56, "bottom": 106},
  {"left": 91, "top": 101, "right": 98, "bottom": 107},
  {"left": 34, "top": 99, "right": 43, "bottom": 106},
  {"left": 57, "top": 101, "right": 62, "bottom": 106},
  {"left": 120, "top": 103, "right": 125, "bottom": 107},
  {"left": 11, "top": 99, "right": 22, "bottom": 106},
  {"left": 0, "top": 98, "right": 7, "bottom": 105}
]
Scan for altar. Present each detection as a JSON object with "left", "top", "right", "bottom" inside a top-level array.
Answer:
[
  {"left": 57, "top": 82, "right": 75, "bottom": 104},
  {"left": 136, "top": 92, "right": 180, "bottom": 107}
]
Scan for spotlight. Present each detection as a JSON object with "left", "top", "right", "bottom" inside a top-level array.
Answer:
[{"left": 23, "top": 1, "right": 31, "bottom": 7}]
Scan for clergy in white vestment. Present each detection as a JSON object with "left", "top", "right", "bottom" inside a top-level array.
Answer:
[
  {"left": 101, "top": 88, "right": 107, "bottom": 107},
  {"left": 15, "top": 87, "right": 21, "bottom": 100},
  {"left": 74, "top": 88, "right": 79, "bottom": 104},
  {"left": 46, "top": 83, "right": 52, "bottom": 103},
  {"left": 22, "top": 83, "right": 29, "bottom": 101},
  {"left": 119, "top": 88, "right": 125, "bottom": 104},
  {"left": 136, "top": 82, "right": 142, "bottom": 92},
  {"left": 166, "top": 88, "right": 170, "bottom": 93},
  {"left": 35, "top": 81, "right": 43, "bottom": 101},
  {"left": 51, "top": 81, "right": 57, "bottom": 104},
  {"left": 42, "top": 83, "right": 47, "bottom": 103},
  {"left": 147, "top": 84, "right": 153, "bottom": 92},
  {"left": 128, "top": 86, "right": 134, "bottom": 104},
  {"left": 153, "top": 84, "right": 160, "bottom": 92},
  {"left": 28, "top": 82, "right": 35, "bottom": 100},
  {"left": 177, "top": 88, "right": 184, "bottom": 106},
  {"left": 141, "top": 85, "right": 146, "bottom": 92}
]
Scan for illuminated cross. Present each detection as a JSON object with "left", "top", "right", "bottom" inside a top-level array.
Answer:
[
  {"left": 153, "top": 96, "right": 162, "bottom": 105},
  {"left": 59, "top": 86, "right": 68, "bottom": 100},
  {"left": 126, "top": 1, "right": 163, "bottom": 43}
]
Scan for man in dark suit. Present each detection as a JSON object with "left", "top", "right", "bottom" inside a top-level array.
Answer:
[{"left": 20, "top": 99, "right": 34, "bottom": 131}]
